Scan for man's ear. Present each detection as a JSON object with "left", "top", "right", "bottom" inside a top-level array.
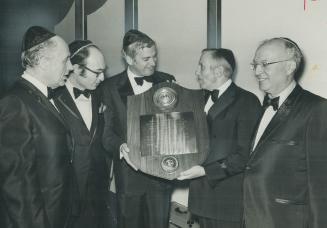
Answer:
[
  {"left": 213, "top": 66, "right": 224, "bottom": 78},
  {"left": 122, "top": 50, "right": 134, "bottom": 66},
  {"left": 286, "top": 60, "right": 297, "bottom": 75}
]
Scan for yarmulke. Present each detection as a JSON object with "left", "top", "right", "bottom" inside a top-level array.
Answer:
[
  {"left": 69, "top": 40, "right": 94, "bottom": 58},
  {"left": 123, "top": 30, "right": 145, "bottom": 48},
  {"left": 22, "top": 26, "right": 56, "bottom": 52},
  {"left": 217, "top": 48, "right": 236, "bottom": 72}
]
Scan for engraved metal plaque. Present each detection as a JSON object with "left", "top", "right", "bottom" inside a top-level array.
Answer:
[{"left": 127, "top": 82, "right": 209, "bottom": 180}]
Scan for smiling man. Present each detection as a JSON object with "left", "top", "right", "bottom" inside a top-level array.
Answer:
[
  {"left": 243, "top": 37, "right": 327, "bottom": 228},
  {"left": 177, "top": 48, "right": 261, "bottom": 228},
  {"left": 101, "top": 29, "right": 175, "bottom": 228},
  {"left": 53, "top": 40, "right": 111, "bottom": 228}
]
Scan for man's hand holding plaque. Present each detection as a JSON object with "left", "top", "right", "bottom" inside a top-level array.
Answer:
[
  {"left": 177, "top": 165, "right": 205, "bottom": 180},
  {"left": 120, "top": 143, "right": 138, "bottom": 171}
]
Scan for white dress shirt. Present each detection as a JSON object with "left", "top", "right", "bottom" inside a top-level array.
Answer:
[
  {"left": 127, "top": 67, "right": 152, "bottom": 95},
  {"left": 204, "top": 79, "right": 232, "bottom": 113},
  {"left": 66, "top": 80, "right": 93, "bottom": 131},
  {"left": 252, "top": 80, "right": 297, "bottom": 150}
]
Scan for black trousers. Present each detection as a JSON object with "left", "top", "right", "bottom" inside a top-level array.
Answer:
[{"left": 117, "top": 189, "right": 171, "bottom": 228}]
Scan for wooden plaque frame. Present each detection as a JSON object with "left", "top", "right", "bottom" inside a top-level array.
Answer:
[{"left": 127, "top": 82, "right": 209, "bottom": 180}]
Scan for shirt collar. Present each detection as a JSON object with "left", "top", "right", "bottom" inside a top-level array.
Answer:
[
  {"left": 215, "top": 79, "right": 232, "bottom": 98},
  {"left": 127, "top": 67, "right": 142, "bottom": 79},
  {"left": 21, "top": 71, "right": 48, "bottom": 97},
  {"left": 271, "top": 80, "right": 296, "bottom": 108}
]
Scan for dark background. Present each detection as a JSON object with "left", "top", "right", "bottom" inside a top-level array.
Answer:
[{"left": 0, "top": 0, "right": 108, "bottom": 97}]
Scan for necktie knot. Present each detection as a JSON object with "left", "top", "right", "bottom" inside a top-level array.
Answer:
[
  {"left": 73, "top": 87, "right": 91, "bottom": 99},
  {"left": 210, "top": 89, "right": 220, "bottom": 103},
  {"left": 47, "top": 87, "right": 58, "bottom": 99},
  {"left": 134, "top": 76, "right": 154, "bottom": 86},
  {"left": 263, "top": 95, "right": 279, "bottom": 111}
]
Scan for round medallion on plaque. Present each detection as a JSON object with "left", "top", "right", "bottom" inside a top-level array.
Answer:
[
  {"left": 153, "top": 87, "right": 178, "bottom": 111},
  {"left": 161, "top": 156, "right": 179, "bottom": 173}
]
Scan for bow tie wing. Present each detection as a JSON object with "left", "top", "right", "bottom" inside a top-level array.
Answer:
[
  {"left": 73, "top": 87, "right": 91, "bottom": 98},
  {"left": 134, "top": 77, "right": 143, "bottom": 86},
  {"left": 210, "top": 90, "right": 219, "bottom": 103},
  {"left": 47, "top": 87, "right": 59, "bottom": 99},
  {"left": 263, "top": 95, "right": 279, "bottom": 111},
  {"left": 134, "top": 76, "right": 154, "bottom": 86}
]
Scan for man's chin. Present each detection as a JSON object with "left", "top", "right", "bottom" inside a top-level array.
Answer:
[{"left": 145, "top": 70, "right": 155, "bottom": 76}]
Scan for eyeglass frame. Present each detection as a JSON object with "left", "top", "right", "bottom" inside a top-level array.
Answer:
[
  {"left": 78, "top": 64, "right": 105, "bottom": 78},
  {"left": 250, "top": 59, "right": 293, "bottom": 71}
]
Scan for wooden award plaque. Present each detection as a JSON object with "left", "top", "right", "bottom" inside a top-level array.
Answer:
[{"left": 127, "top": 82, "right": 209, "bottom": 180}]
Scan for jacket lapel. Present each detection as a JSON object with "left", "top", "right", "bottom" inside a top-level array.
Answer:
[
  {"left": 56, "top": 87, "right": 84, "bottom": 121},
  {"left": 251, "top": 85, "right": 303, "bottom": 155},
  {"left": 117, "top": 71, "right": 134, "bottom": 105},
  {"left": 89, "top": 92, "right": 99, "bottom": 142},
  {"left": 18, "top": 79, "right": 67, "bottom": 127},
  {"left": 207, "top": 83, "right": 237, "bottom": 121}
]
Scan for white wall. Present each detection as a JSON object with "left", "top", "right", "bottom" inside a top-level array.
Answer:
[
  {"left": 56, "top": 0, "right": 126, "bottom": 77},
  {"left": 138, "top": 0, "right": 207, "bottom": 89},
  {"left": 88, "top": 0, "right": 125, "bottom": 76},
  {"left": 55, "top": 3, "right": 75, "bottom": 44},
  {"left": 222, "top": 0, "right": 327, "bottom": 100}
]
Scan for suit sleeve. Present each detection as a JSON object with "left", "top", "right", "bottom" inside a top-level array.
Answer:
[
  {"left": 101, "top": 85, "right": 124, "bottom": 160},
  {"left": 0, "top": 96, "right": 49, "bottom": 228},
  {"left": 204, "top": 95, "right": 262, "bottom": 186},
  {"left": 306, "top": 101, "right": 327, "bottom": 228}
]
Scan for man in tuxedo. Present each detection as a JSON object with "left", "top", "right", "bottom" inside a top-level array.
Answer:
[
  {"left": 0, "top": 26, "right": 75, "bottom": 228},
  {"left": 101, "top": 29, "right": 175, "bottom": 228},
  {"left": 243, "top": 37, "right": 327, "bottom": 228},
  {"left": 54, "top": 40, "right": 110, "bottom": 228},
  {"left": 178, "top": 48, "right": 261, "bottom": 228}
]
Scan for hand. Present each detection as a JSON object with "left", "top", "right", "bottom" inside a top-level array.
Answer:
[
  {"left": 120, "top": 143, "right": 138, "bottom": 171},
  {"left": 177, "top": 165, "right": 205, "bottom": 180}
]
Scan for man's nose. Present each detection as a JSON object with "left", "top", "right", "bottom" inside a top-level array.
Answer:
[
  {"left": 98, "top": 72, "right": 105, "bottom": 82},
  {"left": 67, "top": 60, "right": 73, "bottom": 72},
  {"left": 149, "top": 58, "right": 156, "bottom": 67},
  {"left": 195, "top": 67, "right": 200, "bottom": 77},
  {"left": 255, "top": 64, "right": 264, "bottom": 75}
]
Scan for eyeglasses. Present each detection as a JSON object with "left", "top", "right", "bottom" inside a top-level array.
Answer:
[
  {"left": 79, "top": 65, "right": 104, "bottom": 78},
  {"left": 250, "top": 59, "right": 292, "bottom": 71}
]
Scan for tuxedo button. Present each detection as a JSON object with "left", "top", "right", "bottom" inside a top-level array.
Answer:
[{"left": 245, "top": 166, "right": 251, "bottom": 170}]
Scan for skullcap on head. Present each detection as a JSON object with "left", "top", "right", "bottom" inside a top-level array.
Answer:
[
  {"left": 69, "top": 40, "right": 94, "bottom": 58},
  {"left": 216, "top": 48, "right": 236, "bottom": 72},
  {"left": 22, "top": 26, "right": 56, "bottom": 52}
]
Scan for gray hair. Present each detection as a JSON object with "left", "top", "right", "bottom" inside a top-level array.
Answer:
[{"left": 21, "top": 38, "right": 57, "bottom": 68}]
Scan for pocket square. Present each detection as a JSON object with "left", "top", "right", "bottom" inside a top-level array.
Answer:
[{"left": 98, "top": 103, "right": 107, "bottom": 114}]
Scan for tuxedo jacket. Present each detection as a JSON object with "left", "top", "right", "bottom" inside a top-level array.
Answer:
[
  {"left": 188, "top": 83, "right": 261, "bottom": 222},
  {"left": 0, "top": 79, "right": 76, "bottom": 228},
  {"left": 243, "top": 85, "right": 327, "bottom": 228},
  {"left": 54, "top": 87, "right": 110, "bottom": 227},
  {"left": 100, "top": 70, "right": 175, "bottom": 194}
]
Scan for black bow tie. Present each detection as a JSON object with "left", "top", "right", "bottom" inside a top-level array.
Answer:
[
  {"left": 263, "top": 94, "right": 279, "bottom": 111},
  {"left": 73, "top": 87, "right": 91, "bottom": 99},
  {"left": 210, "top": 90, "right": 220, "bottom": 103},
  {"left": 134, "top": 76, "right": 154, "bottom": 86},
  {"left": 47, "top": 87, "right": 58, "bottom": 99}
]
